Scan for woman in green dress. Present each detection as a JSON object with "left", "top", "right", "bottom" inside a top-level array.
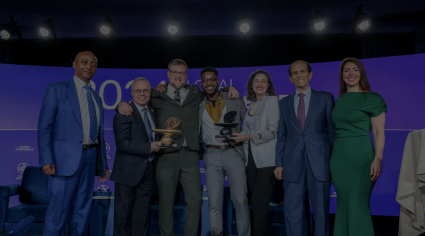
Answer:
[{"left": 330, "top": 58, "right": 386, "bottom": 236}]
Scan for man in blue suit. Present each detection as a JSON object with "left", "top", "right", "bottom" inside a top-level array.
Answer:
[
  {"left": 38, "top": 51, "right": 109, "bottom": 236},
  {"left": 274, "top": 60, "right": 335, "bottom": 236}
]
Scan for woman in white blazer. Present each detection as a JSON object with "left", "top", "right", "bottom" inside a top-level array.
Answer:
[{"left": 229, "top": 69, "right": 279, "bottom": 236}]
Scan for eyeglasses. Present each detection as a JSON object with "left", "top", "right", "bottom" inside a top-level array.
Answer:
[
  {"left": 132, "top": 89, "right": 150, "bottom": 94},
  {"left": 169, "top": 70, "right": 187, "bottom": 76},
  {"left": 201, "top": 78, "right": 218, "bottom": 83}
]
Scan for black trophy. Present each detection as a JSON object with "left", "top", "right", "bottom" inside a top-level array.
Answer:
[{"left": 215, "top": 111, "right": 238, "bottom": 139}]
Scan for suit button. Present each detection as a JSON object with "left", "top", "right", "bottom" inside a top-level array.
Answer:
[
  {"left": 303, "top": 135, "right": 305, "bottom": 137},
  {"left": 145, "top": 160, "right": 148, "bottom": 163},
  {"left": 300, "top": 151, "right": 303, "bottom": 153},
  {"left": 79, "top": 141, "right": 82, "bottom": 143}
]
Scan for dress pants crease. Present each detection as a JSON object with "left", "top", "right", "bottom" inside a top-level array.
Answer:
[{"left": 43, "top": 148, "right": 97, "bottom": 236}]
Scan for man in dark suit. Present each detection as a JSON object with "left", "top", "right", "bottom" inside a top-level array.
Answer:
[
  {"left": 117, "top": 59, "right": 239, "bottom": 236},
  {"left": 274, "top": 60, "right": 335, "bottom": 236},
  {"left": 110, "top": 77, "right": 165, "bottom": 236},
  {"left": 38, "top": 51, "right": 109, "bottom": 236}
]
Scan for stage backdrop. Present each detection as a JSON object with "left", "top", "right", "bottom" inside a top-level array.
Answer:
[{"left": 1, "top": 54, "right": 424, "bottom": 216}]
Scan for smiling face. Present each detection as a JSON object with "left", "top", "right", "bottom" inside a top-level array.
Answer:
[
  {"left": 73, "top": 51, "right": 97, "bottom": 83},
  {"left": 289, "top": 61, "right": 312, "bottom": 91},
  {"left": 131, "top": 80, "right": 151, "bottom": 106},
  {"left": 342, "top": 62, "right": 361, "bottom": 88},
  {"left": 201, "top": 72, "right": 219, "bottom": 96},
  {"left": 167, "top": 64, "right": 187, "bottom": 90},
  {"left": 252, "top": 73, "right": 269, "bottom": 97}
]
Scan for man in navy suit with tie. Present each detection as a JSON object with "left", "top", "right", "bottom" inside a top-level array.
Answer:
[
  {"left": 38, "top": 51, "right": 109, "bottom": 236},
  {"left": 110, "top": 77, "right": 165, "bottom": 236},
  {"left": 274, "top": 60, "right": 335, "bottom": 236}
]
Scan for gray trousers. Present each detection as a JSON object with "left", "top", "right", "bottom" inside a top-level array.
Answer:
[
  {"left": 204, "top": 147, "right": 251, "bottom": 236},
  {"left": 156, "top": 147, "right": 202, "bottom": 236}
]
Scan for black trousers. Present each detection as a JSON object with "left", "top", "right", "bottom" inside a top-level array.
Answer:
[
  {"left": 114, "top": 161, "right": 154, "bottom": 236},
  {"left": 246, "top": 143, "right": 276, "bottom": 236}
]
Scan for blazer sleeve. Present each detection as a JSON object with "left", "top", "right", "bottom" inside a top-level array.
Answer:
[
  {"left": 326, "top": 93, "right": 336, "bottom": 147},
  {"left": 238, "top": 96, "right": 248, "bottom": 124},
  {"left": 38, "top": 84, "right": 58, "bottom": 168},
  {"left": 250, "top": 97, "right": 279, "bottom": 145},
  {"left": 113, "top": 113, "right": 152, "bottom": 156},
  {"left": 275, "top": 100, "right": 286, "bottom": 168}
]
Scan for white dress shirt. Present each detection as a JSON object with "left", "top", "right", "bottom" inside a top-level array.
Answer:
[
  {"left": 294, "top": 86, "right": 312, "bottom": 118},
  {"left": 133, "top": 102, "right": 156, "bottom": 141},
  {"left": 73, "top": 76, "right": 100, "bottom": 145}
]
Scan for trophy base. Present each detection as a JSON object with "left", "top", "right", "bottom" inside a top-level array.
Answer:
[
  {"left": 158, "top": 143, "right": 177, "bottom": 148},
  {"left": 215, "top": 135, "right": 237, "bottom": 138}
]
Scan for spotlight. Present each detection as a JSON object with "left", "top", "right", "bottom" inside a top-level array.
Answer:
[
  {"left": 352, "top": 4, "right": 371, "bottom": 33},
  {"left": 167, "top": 15, "right": 179, "bottom": 36},
  {"left": 0, "top": 16, "right": 23, "bottom": 40},
  {"left": 38, "top": 18, "right": 57, "bottom": 39},
  {"left": 312, "top": 10, "right": 326, "bottom": 32},
  {"left": 100, "top": 17, "right": 114, "bottom": 36},
  {"left": 358, "top": 18, "right": 370, "bottom": 31},
  {"left": 238, "top": 14, "right": 251, "bottom": 35},
  {"left": 0, "top": 28, "right": 11, "bottom": 40}
]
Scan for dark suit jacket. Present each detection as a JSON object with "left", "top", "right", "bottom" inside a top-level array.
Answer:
[
  {"left": 110, "top": 101, "right": 158, "bottom": 187},
  {"left": 275, "top": 89, "right": 335, "bottom": 182}
]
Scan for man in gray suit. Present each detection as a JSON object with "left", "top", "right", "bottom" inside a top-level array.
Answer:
[{"left": 199, "top": 67, "right": 250, "bottom": 236}]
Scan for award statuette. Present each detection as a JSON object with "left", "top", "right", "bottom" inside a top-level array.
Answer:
[
  {"left": 214, "top": 111, "right": 238, "bottom": 139},
  {"left": 153, "top": 117, "right": 181, "bottom": 148}
]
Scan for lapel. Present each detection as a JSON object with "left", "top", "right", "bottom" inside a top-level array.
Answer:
[
  {"left": 223, "top": 92, "right": 237, "bottom": 113},
  {"left": 199, "top": 98, "right": 207, "bottom": 133},
  {"left": 304, "top": 89, "right": 318, "bottom": 131},
  {"left": 66, "top": 79, "right": 82, "bottom": 128},
  {"left": 159, "top": 84, "right": 180, "bottom": 106},
  {"left": 181, "top": 85, "right": 195, "bottom": 107},
  {"left": 148, "top": 104, "right": 159, "bottom": 141},
  {"left": 288, "top": 92, "right": 302, "bottom": 131},
  {"left": 130, "top": 101, "right": 149, "bottom": 141}
]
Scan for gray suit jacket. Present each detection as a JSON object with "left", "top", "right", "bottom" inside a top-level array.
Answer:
[
  {"left": 198, "top": 91, "right": 247, "bottom": 158},
  {"left": 241, "top": 96, "right": 280, "bottom": 168}
]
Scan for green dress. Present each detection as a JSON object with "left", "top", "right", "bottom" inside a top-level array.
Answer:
[{"left": 330, "top": 92, "right": 387, "bottom": 236}]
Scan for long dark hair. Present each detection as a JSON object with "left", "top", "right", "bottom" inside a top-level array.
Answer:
[
  {"left": 246, "top": 69, "right": 277, "bottom": 101},
  {"left": 339, "top": 57, "right": 371, "bottom": 95}
]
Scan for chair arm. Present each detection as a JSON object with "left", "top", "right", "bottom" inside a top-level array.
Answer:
[{"left": 0, "top": 184, "right": 21, "bottom": 229}]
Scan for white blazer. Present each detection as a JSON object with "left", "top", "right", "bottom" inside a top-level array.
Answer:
[
  {"left": 241, "top": 96, "right": 279, "bottom": 168},
  {"left": 396, "top": 129, "right": 425, "bottom": 236}
]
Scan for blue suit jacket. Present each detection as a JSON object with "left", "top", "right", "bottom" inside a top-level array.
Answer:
[
  {"left": 275, "top": 89, "right": 335, "bottom": 182},
  {"left": 38, "top": 78, "right": 108, "bottom": 177}
]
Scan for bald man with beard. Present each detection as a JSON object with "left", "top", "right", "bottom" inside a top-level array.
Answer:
[{"left": 38, "top": 51, "right": 109, "bottom": 236}]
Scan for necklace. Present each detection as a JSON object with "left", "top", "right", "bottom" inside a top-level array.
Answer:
[{"left": 247, "top": 100, "right": 259, "bottom": 117}]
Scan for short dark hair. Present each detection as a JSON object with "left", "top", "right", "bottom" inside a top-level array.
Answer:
[
  {"left": 246, "top": 70, "right": 277, "bottom": 101},
  {"left": 288, "top": 60, "right": 312, "bottom": 76},
  {"left": 200, "top": 66, "right": 218, "bottom": 77}
]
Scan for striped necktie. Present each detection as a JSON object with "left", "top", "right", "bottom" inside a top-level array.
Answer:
[{"left": 84, "top": 85, "right": 98, "bottom": 143}]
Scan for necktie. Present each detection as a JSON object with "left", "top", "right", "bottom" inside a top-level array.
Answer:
[
  {"left": 174, "top": 89, "right": 181, "bottom": 106},
  {"left": 297, "top": 93, "right": 306, "bottom": 131},
  {"left": 84, "top": 85, "right": 98, "bottom": 143},
  {"left": 142, "top": 108, "right": 154, "bottom": 162}
]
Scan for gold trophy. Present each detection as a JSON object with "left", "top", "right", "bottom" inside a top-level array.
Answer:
[{"left": 153, "top": 117, "right": 181, "bottom": 147}]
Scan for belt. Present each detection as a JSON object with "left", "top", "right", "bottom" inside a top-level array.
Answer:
[
  {"left": 83, "top": 144, "right": 98, "bottom": 150},
  {"left": 206, "top": 145, "right": 232, "bottom": 150}
]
